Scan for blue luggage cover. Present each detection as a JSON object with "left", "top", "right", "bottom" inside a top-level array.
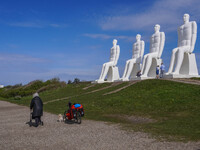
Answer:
[{"left": 74, "top": 104, "right": 81, "bottom": 108}]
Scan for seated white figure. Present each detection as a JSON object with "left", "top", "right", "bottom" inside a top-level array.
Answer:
[
  {"left": 121, "top": 34, "right": 144, "bottom": 81},
  {"left": 96, "top": 39, "right": 120, "bottom": 83},
  {"left": 166, "top": 14, "right": 198, "bottom": 76},
  {"left": 141, "top": 24, "right": 165, "bottom": 78}
]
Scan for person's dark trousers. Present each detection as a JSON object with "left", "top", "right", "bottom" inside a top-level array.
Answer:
[
  {"left": 160, "top": 70, "right": 164, "bottom": 78},
  {"left": 34, "top": 116, "right": 41, "bottom": 127}
]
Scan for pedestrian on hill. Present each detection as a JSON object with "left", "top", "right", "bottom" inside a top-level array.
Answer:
[
  {"left": 160, "top": 63, "right": 165, "bottom": 78},
  {"left": 156, "top": 65, "right": 159, "bottom": 79},
  {"left": 30, "top": 93, "right": 43, "bottom": 127},
  {"left": 136, "top": 70, "right": 141, "bottom": 77}
]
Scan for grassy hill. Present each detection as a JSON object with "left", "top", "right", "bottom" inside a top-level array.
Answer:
[{"left": 1, "top": 79, "right": 200, "bottom": 141}]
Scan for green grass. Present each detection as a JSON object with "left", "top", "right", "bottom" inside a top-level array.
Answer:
[
  {"left": 191, "top": 77, "right": 200, "bottom": 81},
  {"left": 3, "top": 79, "right": 200, "bottom": 141}
]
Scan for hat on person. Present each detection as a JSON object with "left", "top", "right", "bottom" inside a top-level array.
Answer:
[{"left": 33, "top": 92, "right": 39, "bottom": 98}]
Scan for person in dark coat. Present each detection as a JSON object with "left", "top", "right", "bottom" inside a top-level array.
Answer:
[{"left": 30, "top": 93, "right": 43, "bottom": 127}]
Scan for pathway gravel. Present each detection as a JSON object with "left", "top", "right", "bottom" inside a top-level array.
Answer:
[{"left": 0, "top": 100, "right": 199, "bottom": 150}]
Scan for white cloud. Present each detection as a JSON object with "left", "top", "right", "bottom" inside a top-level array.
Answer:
[
  {"left": 83, "top": 33, "right": 111, "bottom": 39},
  {"left": 8, "top": 21, "right": 68, "bottom": 28},
  {"left": 0, "top": 52, "right": 101, "bottom": 85},
  {"left": 8, "top": 22, "right": 43, "bottom": 28},
  {"left": 83, "top": 33, "right": 136, "bottom": 41},
  {"left": 0, "top": 67, "right": 98, "bottom": 85},
  {"left": 0, "top": 53, "right": 48, "bottom": 64},
  {"left": 49, "top": 23, "right": 68, "bottom": 28},
  {"left": 100, "top": 0, "right": 200, "bottom": 32}
]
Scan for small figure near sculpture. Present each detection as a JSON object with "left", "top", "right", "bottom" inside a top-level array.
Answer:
[
  {"left": 156, "top": 65, "right": 160, "bottom": 79},
  {"left": 160, "top": 63, "right": 165, "bottom": 78},
  {"left": 136, "top": 70, "right": 141, "bottom": 78}
]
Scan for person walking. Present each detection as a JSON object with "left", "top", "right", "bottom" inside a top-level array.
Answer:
[
  {"left": 156, "top": 65, "right": 160, "bottom": 79},
  {"left": 160, "top": 63, "right": 165, "bottom": 78},
  {"left": 30, "top": 93, "right": 43, "bottom": 127}
]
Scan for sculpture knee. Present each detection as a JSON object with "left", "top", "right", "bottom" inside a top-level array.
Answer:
[
  {"left": 144, "top": 55, "right": 148, "bottom": 59},
  {"left": 172, "top": 48, "right": 178, "bottom": 54},
  {"left": 143, "top": 55, "right": 148, "bottom": 62},
  {"left": 126, "top": 60, "right": 130, "bottom": 64},
  {"left": 146, "top": 55, "right": 152, "bottom": 61},
  {"left": 177, "top": 49, "right": 183, "bottom": 54}
]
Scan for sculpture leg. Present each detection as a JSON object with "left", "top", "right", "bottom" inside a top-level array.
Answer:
[
  {"left": 173, "top": 49, "right": 184, "bottom": 74},
  {"left": 100, "top": 62, "right": 113, "bottom": 81},
  {"left": 167, "top": 48, "right": 178, "bottom": 74},
  {"left": 141, "top": 55, "right": 147, "bottom": 75},
  {"left": 124, "top": 59, "right": 136, "bottom": 79},
  {"left": 99, "top": 63, "right": 106, "bottom": 80},
  {"left": 142, "top": 55, "right": 152, "bottom": 76},
  {"left": 142, "top": 53, "right": 158, "bottom": 77},
  {"left": 122, "top": 60, "right": 130, "bottom": 79}
]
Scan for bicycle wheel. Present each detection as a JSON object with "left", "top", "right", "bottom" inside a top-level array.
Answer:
[
  {"left": 63, "top": 111, "right": 67, "bottom": 122},
  {"left": 76, "top": 111, "right": 81, "bottom": 124}
]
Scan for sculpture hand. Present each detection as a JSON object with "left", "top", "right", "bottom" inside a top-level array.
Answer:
[{"left": 189, "top": 48, "right": 193, "bottom": 54}]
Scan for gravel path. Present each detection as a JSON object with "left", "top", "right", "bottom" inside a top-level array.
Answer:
[{"left": 0, "top": 101, "right": 199, "bottom": 150}]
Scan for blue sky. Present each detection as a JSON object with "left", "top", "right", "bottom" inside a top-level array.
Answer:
[{"left": 0, "top": 0, "right": 200, "bottom": 85}]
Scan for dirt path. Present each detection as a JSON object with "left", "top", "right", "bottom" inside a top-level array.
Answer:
[
  {"left": 103, "top": 81, "right": 140, "bottom": 95},
  {"left": 84, "top": 82, "right": 123, "bottom": 94},
  {"left": 82, "top": 84, "right": 96, "bottom": 90},
  {"left": 164, "top": 78, "right": 200, "bottom": 86},
  {"left": 44, "top": 82, "right": 123, "bottom": 104},
  {"left": 0, "top": 101, "right": 199, "bottom": 150}
]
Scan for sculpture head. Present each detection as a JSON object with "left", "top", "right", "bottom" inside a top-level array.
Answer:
[
  {"left": 154, "top": 24, "right": 160, "bottom": 33},
  {"left": 113, "top": 39, "right": 117, "bottom": 46},
  {"left": 136, "top": 34, "right": 141, "bottom": 41},
  {"left": 183, "top": 13, "right": 190, "bottom": 23}
]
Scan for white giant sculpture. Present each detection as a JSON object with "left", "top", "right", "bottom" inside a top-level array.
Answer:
[
  {"left": 121, "top": 34, "right": 145, "bottom": 81},
  {"left": 96, "top": 39, "right": 120, "bottom": 83},
  {"left": 166, "top": 14, "right": 198, "bottom": 77},
  {"left": 141, "top": 24, "right": 165, "bottom": 79}
]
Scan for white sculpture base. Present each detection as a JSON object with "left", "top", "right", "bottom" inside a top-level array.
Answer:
[
  {"left": 95, "top": 66, "right": 120, "bottom": 83},
  {"left": 165, "top": 53, "right": 199, "bottom": 78},
  {"left": 107, "top": 66, "right": 120, "bottom": 82},
  {"left": 140, "top": 58, "right": 162, "bottom": 80},
  {"left": 164, "top": 74, "right": 200, "bottom": 79}
]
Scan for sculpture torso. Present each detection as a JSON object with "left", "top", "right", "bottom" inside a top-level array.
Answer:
[
  {"left": 110, "top": 46, "right": 116, "bottom": 62},
  {"left": 178, "top": 22, "right": 192, "bottom": 47},
  {"left": 150, "top": 32, "right": 160, "bottom": 53},
  {"left": 132, "top": 41, "right": 141, "bottom": 59},
  {"left": 110, "top": 45, "right": 119, "bottom": 64}
]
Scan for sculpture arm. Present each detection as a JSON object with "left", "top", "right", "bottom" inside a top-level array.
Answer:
[
  {"left": 114, "top": 45, "right": 120, "bottom": 66},
  {"left": 132, "top": 44, "right": 135, "bottom": 59},
  {"left": 190, "top": 21, "right": 197, "bottom": 53},
  {"left": 158, "top": 32, "right": 165, "bottom": 58},
  {"left": 139, "top": 40, "right": 145, "bottom": 60},
  {"left": 177, "top": 27, "right": 181, "bottom": 47},
  {"left": 149, "top": 36, "right": 153, "bottom": 53}
]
